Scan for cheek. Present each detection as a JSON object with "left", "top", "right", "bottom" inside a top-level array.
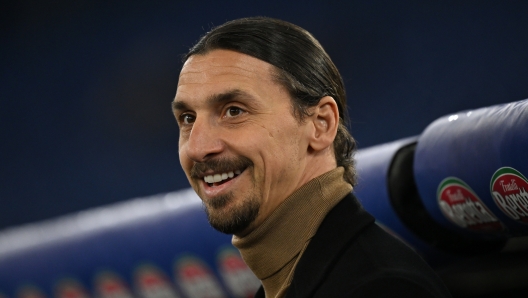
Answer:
[
  {"left": 262, "top": 132, "right": 303, "bottom": 173},
  {"left": 178, "top": 145, "right": 191, "bottom": 172}
]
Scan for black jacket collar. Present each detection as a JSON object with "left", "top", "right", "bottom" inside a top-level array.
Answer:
[{"left": 254, "top": 193, "right": 375, "bottom": 298}]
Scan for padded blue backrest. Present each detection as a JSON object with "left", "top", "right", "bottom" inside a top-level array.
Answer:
[
  {"left": 414, "top": 99, "right": 528, "bottom": 238},
  {"left": 0, "top": 189, "right": 260, "bottom": 298},
  {"left": 354, "top": 137, "right": 422, "bottom": 244},
  {"left": 354, "top": 137, "right": 456, "bottom": 261}
]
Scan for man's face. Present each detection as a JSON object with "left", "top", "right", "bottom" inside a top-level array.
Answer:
[{"left": 173, "top": 49, "right": 313, "bottom": 236}]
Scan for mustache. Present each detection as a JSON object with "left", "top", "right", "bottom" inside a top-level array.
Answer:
[{"left": 190, "top": 156, "right": 253, "bottom": 178}]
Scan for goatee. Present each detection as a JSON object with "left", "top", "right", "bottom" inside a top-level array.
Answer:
[{"left": 203, "top": 192, "right": 260, "bottom": 235}]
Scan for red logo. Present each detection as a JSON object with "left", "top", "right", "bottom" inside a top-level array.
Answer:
[
  {"left": 217, "top": 248, "right": 260, "bottom": 298},
  {"left": 134, "top": 263, "right": 181, "bottom": 298},
  {"left": 94, "top": 271, "right": 133, "bottom": 298},
  {"left": 54, "top": 278, "right": 89, "bottom": 298},
  {"left": 174, "top": 255, "right": 226, "bottom": 298},
  {"left": 491, "top": 167, "right": 528, "bottom": 224},
  {"left": 437, "top": 177, "right": 504, "bottom": 232}
]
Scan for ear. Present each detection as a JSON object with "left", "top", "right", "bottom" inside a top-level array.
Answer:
[{"left": 307, "top": 96, "right": 339, "bottom": 152}]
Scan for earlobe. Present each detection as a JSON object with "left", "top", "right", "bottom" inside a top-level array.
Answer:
[{"left": 308, "top": 96, "right": 339, "bottom": 152}]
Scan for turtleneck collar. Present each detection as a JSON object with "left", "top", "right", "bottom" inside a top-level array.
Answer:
[{"left": 232, "top": 167, "right": 352, "bottom": 296}]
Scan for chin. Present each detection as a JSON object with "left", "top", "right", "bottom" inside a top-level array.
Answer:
[{"left": 203, "top": 192, "right": 260, "bottom": 235}]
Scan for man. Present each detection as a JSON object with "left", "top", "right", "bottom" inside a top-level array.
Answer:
[{"left": 173, "top": 17, "right": 451, "bottom": 298}]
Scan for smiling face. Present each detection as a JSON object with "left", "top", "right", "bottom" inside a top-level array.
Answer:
[{"left": 174, "top": 49, "right": 323, "bottom": 236}]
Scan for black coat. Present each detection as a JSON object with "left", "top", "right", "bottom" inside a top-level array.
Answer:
[{"left": 254, "top": 193, "right": 452, "bottom": 298}]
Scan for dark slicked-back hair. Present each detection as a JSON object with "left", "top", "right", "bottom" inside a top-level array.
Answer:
[{"left": 184, "top": 17, "right": 357, "bottom": 186}]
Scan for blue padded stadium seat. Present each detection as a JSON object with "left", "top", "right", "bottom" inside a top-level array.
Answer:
[
  {"left": 0, "top": 189, "right": 260, "bottom": 298},
  {"left": 415, "top": 99, "right": 528, "bottom": 238}
]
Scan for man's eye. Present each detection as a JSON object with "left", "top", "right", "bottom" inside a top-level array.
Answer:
[
  {"left": 226, "top": 107, "right": 244, "bottom": 117},
  {"left": 180, "top": 114, "right": 195, "bottom": 125}
]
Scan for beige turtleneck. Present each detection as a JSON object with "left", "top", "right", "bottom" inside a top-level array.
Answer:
[{"left": 232, "top": 167, "right": 352, "bottom": 298}]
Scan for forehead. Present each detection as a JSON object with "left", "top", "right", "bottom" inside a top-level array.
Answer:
[{"left": 175, "top": 49, "right": 280, "bottom": 101}]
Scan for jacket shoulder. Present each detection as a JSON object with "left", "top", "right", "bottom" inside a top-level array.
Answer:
[
  {"left": 287, "top": 193, "right": 452, "bottom": 298},
  {"left": 315, "top": 223, "right": 452, "bottom": 297}
]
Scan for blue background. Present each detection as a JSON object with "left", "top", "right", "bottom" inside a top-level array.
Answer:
[{"left": 1, "top": 0, "right": 528, "bottom": 229}]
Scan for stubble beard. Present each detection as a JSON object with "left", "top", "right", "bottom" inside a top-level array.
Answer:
[
  {"left": 203, "top": 191, "right": 260, "bottom": 235},
  {"left": 189, "top": 156, "right": 260, "bottom": 235}
]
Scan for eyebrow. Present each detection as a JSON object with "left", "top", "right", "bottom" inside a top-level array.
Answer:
[{"left": 172, "top": 89, "right": 254, "bottom": 112}]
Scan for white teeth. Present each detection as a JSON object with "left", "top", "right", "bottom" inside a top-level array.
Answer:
[
  {"left": 203, "top": 170, "right": 241, "bottom": 184},
  {"left": 213, "top": 174, "right": 221, "bottom": 182}
]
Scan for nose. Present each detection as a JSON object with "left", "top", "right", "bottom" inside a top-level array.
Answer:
[{"left": 183, "top": 116, "right": 224, "bottom": 162}]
